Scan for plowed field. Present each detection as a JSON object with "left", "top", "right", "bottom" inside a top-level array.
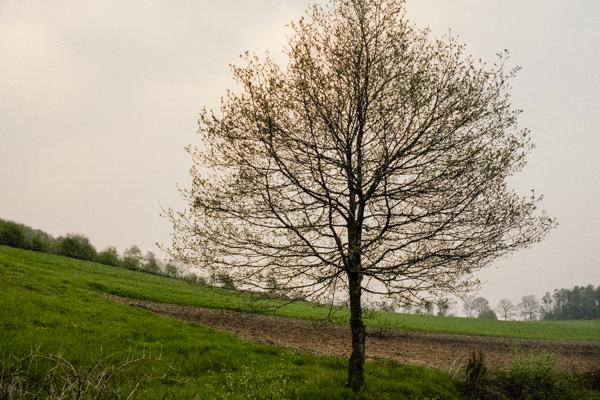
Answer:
[{"left": 113, "top": 296, "right": 600, "bottom": 372}]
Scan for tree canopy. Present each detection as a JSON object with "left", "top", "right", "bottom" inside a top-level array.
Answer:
[{"left": 168, "top": 0, "right": 554, "bottom": 391}]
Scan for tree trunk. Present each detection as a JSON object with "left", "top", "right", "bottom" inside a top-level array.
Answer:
[{"left": 347, "top": 270, "right": 365, "bottom": 392}]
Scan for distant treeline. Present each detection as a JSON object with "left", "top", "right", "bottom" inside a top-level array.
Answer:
[
  {"left": 543, "top": 285, "right": 600, "bottom": 320},
  {"left": 461, "top": 286, "right": 600, "bottom": 322},
  {"left": 0, "top": 218, "right": 178, "bottom": 277}
]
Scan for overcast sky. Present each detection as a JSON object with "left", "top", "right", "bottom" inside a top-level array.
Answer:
[{"left": 1, "top": 1, "right": 599, "bottom": 306}]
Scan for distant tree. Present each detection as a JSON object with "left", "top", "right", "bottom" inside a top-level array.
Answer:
[
  {"left": 96, "top": 246, "right": 121, "bottom": 267},
  {"left": 55, "top": 234, "right": 97, "bottom": 261},
  {"left": 166, "top": 0, "right": 554, "bottom": 391},
  {"left": 400, "top": 304, "right": 413, "bottom": 314},
  {"left": 464, "top": 296, "right": 491, "bottom": 318},
  {"left": 435, "top": 298, "right": 454, "bottom": 317},
  {"left": 548, "top": 284, "right": 600, "bottom": 320},
  {"left": 596, "top": 285, "right": 600, "bottom": 318},
  {"left": 184, "top": 273, "right": 206, "bottom": 285},
  {"left": 422, "top": 300, "right": 434, "bottom": 315},
  {"left": 165, "top": 263, "right": 179, "bottom": 278},
  {"left": 473, "top": 297, "right": 491, "bottom": 317},
  {"left": 371, "top": 299, "right": 395, "bottom": 312},
  {"left": 478, "top": 309, "right": 497, "bottom": 320},
  {"left": 29, "top": 230, "right": 53, "bottom": 252},
  {"left": 496, "top": 299, "right": 516, "bottom": 321},
  {"left": 0, "top": 220, "right": 26, "bottom": 248},
  {"left": 0, "top": 219, "right": 56, "bottom": 252},
  {"left": 540, "top": 292, "right": 553, "bottom": 319},
  {"left": 519, "top": 295, "right": 540, "bottom": 320},
  {"left": 122, "top": 245, "right": 143, "bottom": 270},
  {"left": 551, "top": 288, "right": 568, "bottom": 319},
  {"left": 581, "top": 284, "right": 597, "bottom": 319},
  {"left": 143, "top": 251, "right": 160, "bottom": 274},
  {"left": 463, "top": 297, "right": 477, "bottom": 318},
  {"left": 210, "top": 272, "right": 236, "bottom": 290},
  {"left": 264, "top": 273, "right": 279, "bottom": 294}
]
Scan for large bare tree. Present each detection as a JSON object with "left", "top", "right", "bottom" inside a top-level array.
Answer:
[{"left": 167, "top": 0, "right": 554, "bottom": 392}]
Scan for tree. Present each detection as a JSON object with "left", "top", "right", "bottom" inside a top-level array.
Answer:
[
  {"left": 400, "top": 304, "right": 413, "bottom": 314},
  {"left": 472, "top": 297, "right": 491, "bottom": 317},
  {"left": 55, "top": 234, "right": 97, "bottom": 261},
  {"left": 122, "top": 245, "right": 142, "bottom": 270},
  {"left": 421, "top": 299, "right": 434, "bottom": 315},
  {"left": 96, "top": 246, "right": 121, "bottom": 267},
  {"left": 546, "top": 284, "right": 600, "bottom": 320},
  {"left": 143, "top": 251, "right": 160, "bottom": 274},
  {"left": 463, "top": 296, "right": 492, "bottom": 318},
  {"left": 0, "top": 220, "right": 26, "bottom": 249},
  {"left": 209, "top": 271, "right": 236, "bottom": 290},
  {"left": 167, "top": 0, "right": 554, "bottom": 391},
  {"left": 478, "top": 309, "right": 497, "bottom": 320},
  {"left": 29, "top": 230, "right": 53, "bottom": 253},
  {"left": 540, "top": 292, "right": 553, "bottom": 319},
  {"left": 463, "top": 297, "right": 477, "bottom": 318},
  {"left": 519, "top": 295, "right": 540, "bottom": 320},
  {"left": 165, "top": 263, "right": 179, "bottom": 278},
  {"left": 264, "top": 273, "right": 280, "bottom": 294},
  {"left": 496, "top": 299, "right": 515, "bottom": 321},
  {"left": 0, "top": 219, "right": 55, "bottom": 253},
  {"left": 435, "top": 297, "right": 454, "bottom": 316}
]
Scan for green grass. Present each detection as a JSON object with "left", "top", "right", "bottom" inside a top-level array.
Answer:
[
  {"left": 2, "top": 246, "right": 598, "bottom": 342},
  {"left": 368, "top": 311, "right": 600, "bottom": 342},
  {"left": 1, "top": 246, "right": 599, "bottom": 398},
  {"left": 1, "top": 245, "right": 466, "bottom": 399}
]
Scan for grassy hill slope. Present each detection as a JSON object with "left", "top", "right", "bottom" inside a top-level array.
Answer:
[
  {"left": 2, "top": 246, "right": 598, "bottom": 342},
  {"left": 1, "top": 246, "right": 599, "bottom": 398},
  {"left": 0, "top": 245, "right": 461, "bottom": 399}
]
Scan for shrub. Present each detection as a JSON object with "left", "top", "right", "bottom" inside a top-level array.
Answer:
[
  {"left": 183, "top": 274, "right": 206, "bottom": 285},
  {"left": 0, "top": 219, "right": 56, "bottom": 253},
  {"left": 142, "top": 251, "right": 160, "bottom": 274},
  {"left": 96, "top": 246, "right": 121, "bottom": 267},
  {"left": 122, "top": 245, "right": 143, "bottom": 270},
  {"left": 0, "top": 220, "right": 26, "bottom": 248},
  {"left": 499, "top": 351, "right": 577, "bottom": 400},
  {"left": 467, "top": 351, "right": 586, "bottom": 400},
  {"left": 29, "top": 230, "right": 53, "bottom": 252},
  {"left": 478, "top": 309, "right": 498, "bottom": 320},
  {"left": 165, "top": 263, "right": 178, "bottom": 277},
  {"left": 54, "top": 234, "right": 97, "bottom": 261},
  {"left": 210, "top": 272, "right": 236, "bottom": 290}
]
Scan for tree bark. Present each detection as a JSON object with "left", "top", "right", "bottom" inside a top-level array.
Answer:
[{"left": 347, "top": 269, "right": 365, "bottom": 392}]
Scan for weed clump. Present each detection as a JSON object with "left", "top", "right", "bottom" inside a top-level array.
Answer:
[
  {"left": 498, "top": 351, "right": 576, "bottom": 400},
  {"left": 463, "top": 350, "right": 597, "bottom": 400},
  {"left": 0, "top": 349, "right": 173, "bottom": 400},
  {"left": 465, "top": 350, "right": 487, "bottom": 394},
  {"left": 211, "top": 356, "right": 300, "bottom": 400}
]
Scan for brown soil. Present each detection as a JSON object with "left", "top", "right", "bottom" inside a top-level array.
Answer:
[{"left": 111, "top": 296, "right": 600, "bottom": 373}]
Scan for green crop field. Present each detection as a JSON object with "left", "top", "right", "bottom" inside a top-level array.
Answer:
[{"left": 1, "top": 246, "right": 599, "bottom": 399}]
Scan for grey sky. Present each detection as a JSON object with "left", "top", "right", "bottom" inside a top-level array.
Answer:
[{"left": 1, "top": 1, "right": 599, "bottom": 306}]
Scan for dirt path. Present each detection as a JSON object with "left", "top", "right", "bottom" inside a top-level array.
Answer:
[{"left": 112, "top": 296, "right": 600, "bottom": 372}]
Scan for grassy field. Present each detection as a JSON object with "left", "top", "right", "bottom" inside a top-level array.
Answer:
[
  {"left": 0, "top": 245, "right": 464, "bottom": 399},
  {"left": 2, "top": 246, "right": 598, "bottom": 342},
  {"left": 1, "top": 246, "right": 599, "bottom": 398}
]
